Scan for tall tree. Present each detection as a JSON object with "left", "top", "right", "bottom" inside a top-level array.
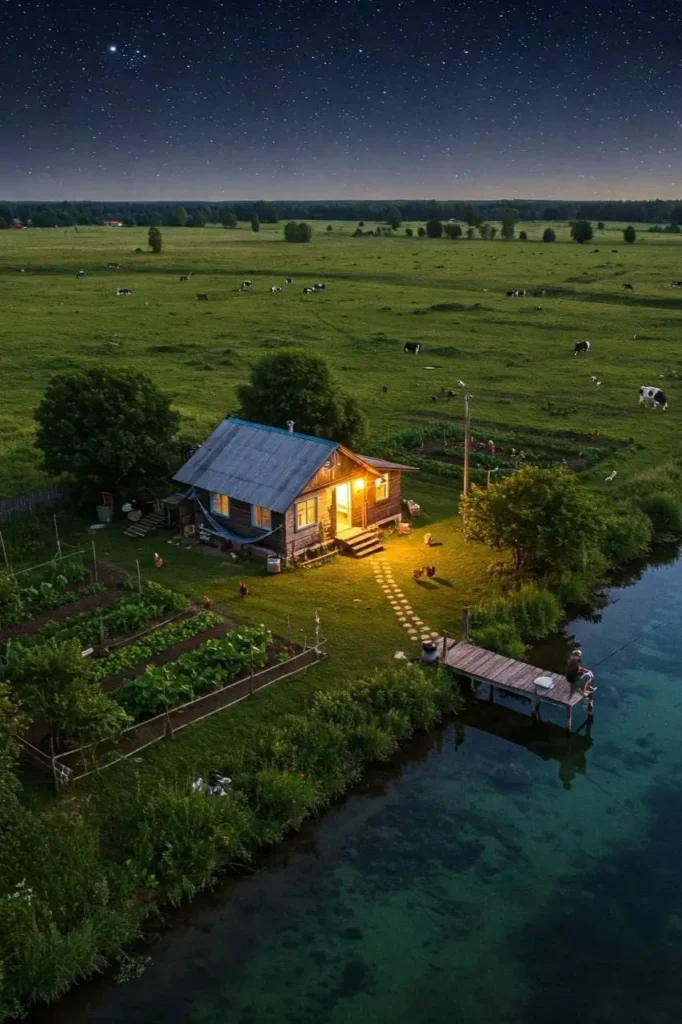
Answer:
[
  {"left": 444, "top": 222, "right": 462, "bottom": 239},
  {"left": 425, "top": 218, "right": 443, "bottom": 238},
  {"left": 148, "top": 225, "right": 162, "bottom": 253},
  {"left": 461, "top": 465, "right": 603, "bottom": 573},
  {"left": 542, "top": 227, "right": 556, "bottom": 242},
  {"left": 500, "top": 208, "right": 519, "bottom": 240},
  {"left": 381, "top": 204, "right": 402, "bottom": 229},
  {"left": 570, "top": 220, "right": 593, "bottom": 244},
  {"left": 34, "top": 368, "right": 180, "bottom": 497},
  {"left": 219, "top": 207, "right": 238, "bottom": 228},
  {"left": 237, "top": 350, "right": 366, "bottom": 448},
  {"left": 623, "top": 224, "right": 637, "bottom": 244},
  {"left": 478, "top": 223, "right": 492, "bottom": 240},
  {"left": 251, "top": 214, "right": 260, "bottom": 233},
  {"left": 168, "top": 206, "right": 188, "bottom": 227}
]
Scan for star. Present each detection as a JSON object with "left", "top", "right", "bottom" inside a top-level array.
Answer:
[{"left": 108, "top": 45, "right": 117, "bottom": 52}]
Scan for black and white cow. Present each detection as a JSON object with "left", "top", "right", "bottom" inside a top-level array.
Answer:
[
  {"left": 622, "top": 282, "right": 634, "bottom": 291},
  {"left": 505, "top": 289, "right": 526, "bottom": 298},
  {"left": 303, "top": 286, "right": 315, "bottom": 294},
  {"left": 671, "top": 281, "right": 682, "bottom": 288},
  {"left": 404, "top": 342, "right": 421, "bottom": 354},
  {"left": 573, "top": 340, "right": 590, "bottom": 356},
  {"left": 313, "top": 283, "right": 325, "bottom": 290},
  {"left": 242, "top": 280, "right": 252, "bottom": 289},
  {"left": 180, "top": 274, "right": 191, "bottom": 281},
  {"left": 116, "top": 287, "right": 132, "bottom": 296},
  {"left": 640, "top": 385, "right": 668, "bottom": 410},
  {"left": 285, "top": 277, "right": 293, "bottom": 284},
  {"left": 76, "top": 270, "right": 85, "bottom": 278},
  {"left": 269, "top": 286, "right": 282, "bottom": 293}
]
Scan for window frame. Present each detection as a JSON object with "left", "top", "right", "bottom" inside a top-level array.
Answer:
[
  {"left": 375, "top": 475, "right": 389, "bottom": 502},
  {"left": 252, "top": 505, "right": 272, "bottom": 531},
  {"left": 210, "top": 492, "right": 230, "bottom": 518},
  {"left": 295, "top": 496, "right": 318, "bottom": 531}
]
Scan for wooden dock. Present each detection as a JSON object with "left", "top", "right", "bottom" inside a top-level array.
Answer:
[{"left": 437, "top": 639, "right": 593, "bottom": 730}]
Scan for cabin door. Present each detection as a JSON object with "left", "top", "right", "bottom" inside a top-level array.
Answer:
[{"left": 335, "top": 483, "right": 352, "bottom": 532}]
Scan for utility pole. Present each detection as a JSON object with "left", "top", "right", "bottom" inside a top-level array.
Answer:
[{"left": 462, "top": 393, "right": 471, "bottom": 496}]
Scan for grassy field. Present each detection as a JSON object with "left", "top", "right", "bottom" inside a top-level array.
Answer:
[{"left": 2, "top": 221, "right": 682, "bottom": 499}]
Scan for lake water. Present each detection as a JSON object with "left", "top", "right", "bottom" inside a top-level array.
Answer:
[{"left": 31, "top": 549, "right": 682, "bottom": 1024}]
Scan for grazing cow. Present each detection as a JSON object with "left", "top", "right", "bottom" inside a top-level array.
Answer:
[
  {"left": 640, "top": 385, "right": 668, "bottom": 410},
  {"left": 622, "top": 282, "right": 634, "bottom": 291},
  {"left": 404, "top": 342, "right": 421, "bottom": 354},
  {"left": 303, "top": 287, "right": 315, "bottom": 294},
  {"left": 116, "top": 287, "right": 132, "bottom": 296},
  {"left": 242, "top": 280, "right": 252, "bottom": 289},
  {"left": 573, "top": 340, "right": 591, "bottom": 356},
  {"left": 671, "top": 281, "right": 682, "bottom": 288},
  {"left": 76, "top": 270, "right": 85, "bottom": 278},
  {"left": 180, "top": 274, "right": 191, "bottom": 281},
  {"left": 269, "top": 286, "right": 282, "bottom": 293},
  {"left": 591, "top": 248, "right": 600, "bottom": 253},
  {"left": 505, "top": 289, "right": 526, "bottom": 298},
  {"left": 196, "top": 293, "right": 209, "bottom": 301},
  {"left": 285, "top": 277, "right": 293, "bottom": 284},
  {"left": 313, "top": 283, "right": 325, "bottom": 290},
  {"left": 611, "top": 249, "right": 619, "bottom": 253}
]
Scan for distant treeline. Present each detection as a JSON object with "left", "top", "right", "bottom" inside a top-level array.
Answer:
[{"left": 1, "top": 198, "right": 682, "bottom": 228}]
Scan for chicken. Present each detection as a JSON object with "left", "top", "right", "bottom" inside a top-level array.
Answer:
[
  {"left": 239, "top": 582, "right": 248, "bottom": 597},
  {"left": 154, "top": 553, "right": 165, "bottom": 568}
]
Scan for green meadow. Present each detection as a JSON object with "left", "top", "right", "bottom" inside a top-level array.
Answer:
[{"left": 2, "top": 221, "right": 682, "bottom": 499}]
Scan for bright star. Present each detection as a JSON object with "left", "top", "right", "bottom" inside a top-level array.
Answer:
[{"left": 109, "top": 45, "right": 117, "bottom": 52}]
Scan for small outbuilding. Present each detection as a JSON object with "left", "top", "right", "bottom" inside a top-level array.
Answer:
[{"left": 173, "top": 418, "right": 415, "bottom": 560}]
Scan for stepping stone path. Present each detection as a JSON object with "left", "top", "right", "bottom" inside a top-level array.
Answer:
[{"left": 371, "top": 556, "right": 440, "bottom": 644}]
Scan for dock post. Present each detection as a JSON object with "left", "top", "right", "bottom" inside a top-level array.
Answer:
[
  {"left": 566, "top": 705, "right": 573, "bottom": 731},
  {"left": 533, "top": 698, "right": 540, "bottom": 722},
  {"left": 462, "top": 606, "right": 470, "bottom": 642},
  {"left": 488, "top": 684, "right": 495, "bottom": 703},
  {"left": 440, "top": 633, "right": 448, "bottom": 665}
]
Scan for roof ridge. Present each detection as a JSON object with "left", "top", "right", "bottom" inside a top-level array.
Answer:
[{"left": 226, "top": 417, "right": 339, "bottom": 447}]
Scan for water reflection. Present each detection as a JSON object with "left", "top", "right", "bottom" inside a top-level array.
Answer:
[{"left": 26, "top": 548, "right": 682, "bottom": 1024}]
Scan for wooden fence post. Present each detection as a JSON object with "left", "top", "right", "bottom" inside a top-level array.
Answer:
[{"left": 462, "top": 606, "right": 470, "bottom": 642}]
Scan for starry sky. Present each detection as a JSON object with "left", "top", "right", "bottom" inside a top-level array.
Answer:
[{"left": 2, "top": 0, "right": 681, "bottom": 200}]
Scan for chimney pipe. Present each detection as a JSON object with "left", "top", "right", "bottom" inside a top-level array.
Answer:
[{"left": 286, "top": 420, "right": 294, "bottom": 433}]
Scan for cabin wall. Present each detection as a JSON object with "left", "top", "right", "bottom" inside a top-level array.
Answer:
[
  {"left": 192, "top": 488, "right": 285, "bottom": 554},
  {"left": 301, "top": 451, "right": 358, "bottom": 493},
  {"left": 286, "top": 485, "right": 334, "bottom": 555},
  {"left": 365, "top": 471, "right": 403, "bottom": 527}
]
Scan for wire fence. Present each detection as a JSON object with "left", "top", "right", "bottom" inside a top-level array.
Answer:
[{"left": 21, "top": 641, "right": 326, "bottom": 788}]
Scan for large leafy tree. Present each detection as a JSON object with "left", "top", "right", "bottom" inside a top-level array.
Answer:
[
  {"left": 500, "top": 208, "right": 519, "bottom": 240},
  {"left": 283, "top": 221, "right": 312, "bottom": 242},
  {"left": 381, "top": 204, "right": 402, "bottom": 229},
  {"left": 623, "top": 224, "right": 637, "bottom": 244},
  {"left": 219, "top": 207, "right": 237, "bottom": 228},
  {"left": 425, "top": 218, "right": 443, "bottom": 238},
  {"left": 7, "top": 641, "right": 131, "bottom": 754},
  {"left": 460, "top": 465, "right": 604, "bottom": 573},
  {"left": 34, "top": 368, "right": 180, "bottom": 497},
  {"left": 237, "top": 350, "right": 366, "bottom": 448},
  {"left": 148, "top": 225, "right": 162, "bottom": 252},
  {"left": 570, "top": 220, "right": 593, "bottom": 244}
]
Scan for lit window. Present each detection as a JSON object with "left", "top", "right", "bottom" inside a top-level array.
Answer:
[
  {"left": 253, "top": 505, "right": 271, "bottom": 530},
  {"left": 211, "top": 492, "right": 230, "bottom": 517},
  {"left": 375, "top": 476, "right": 389, "bottom": 501},
  {"left": 295, "top": 497, "right": 318, "bottom": 530}
]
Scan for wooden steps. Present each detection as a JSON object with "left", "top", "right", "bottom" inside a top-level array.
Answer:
[
  {"left": 336, "top": 526, "right": 384, "bottom": 558},
  {"left": 123, "top": 509, "right": 164, "bottom": 539}
]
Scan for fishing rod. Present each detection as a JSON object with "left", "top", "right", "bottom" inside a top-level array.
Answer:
[{"left": 589, "top": 617, "right": 671, "bottom": 670}]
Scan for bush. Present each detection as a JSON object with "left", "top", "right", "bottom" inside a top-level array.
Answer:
[
  {"left": 519, "top": 230, "right": 528, "bottom": 240},
  {"left": 471, "top": 622, "right": 525, "bottom": 659},
  {"left": 601, "top": 505, "right": 652, "bottom": 563},
  {"left": 542, "top": 228, "right": 556, "bottom": 242},
  {"left": 405, "top": 226, "right": 413, "bottom": 237},
  {"left": 417, "top": 226, "right": 426, "bottom": 237},
  {"left": 425, "top": 218, "right": 443, "bottom": 238},
  {"left": 570, "top": 220, "right": 593, "bottom": 244},
  {"left": 470, "top": 585, "right": 562, "bottom": 643},
  {"left": 623, "top": 224, "right": 636, "bottom": 244},
  {"left": 637, "top": 492, "right": 682, "bottom": 536},
  {"left": 283, "top": 221, "right": 312, "bottom": 243}
]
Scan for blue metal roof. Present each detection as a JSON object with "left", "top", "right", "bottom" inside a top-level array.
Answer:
[{"left": 174, "top": 418, "right": 339, "bottom": 513}]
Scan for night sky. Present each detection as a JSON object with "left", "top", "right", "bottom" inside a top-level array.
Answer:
[{"left": 2, "top": 0, "right": 681, "bottom": 200}]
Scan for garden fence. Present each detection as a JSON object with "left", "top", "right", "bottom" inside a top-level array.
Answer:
[
  {"left": 0, "top": 484, "right": 74, "bottom": 524},
  {"left": 22, "top": 640, "right": 326, "bottom": 788}
]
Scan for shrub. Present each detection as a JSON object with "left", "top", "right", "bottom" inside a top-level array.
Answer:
[
  {"left": 623, "top": 224, "right": 636, "bottom": 244},
  {"left": 405, "top": 226, "right": 413, "bottom": 237},
  {"left": 542, "top": 227, "right": 556, "bottom": 242},
  {"left": 519, "top": 230, "right": 528, "bottom": 240},
  {"left": 601, "top": 505, "right": 652, "bottom": 563},
  {"left": 570, "top": 220, "right": 593, "bottom": 244},
  {"left": 444, "top": 222, "right": 462, "bottom": 239},
  {"left": 471, "top": 622, "right": 526, "bottom": 659},
  {"left": 470, "top": 585, "right": 562, "bottom": 642},
  {"left": 637, "top": 492, "right": 682, "bottom": 536},
  {"left": 417, "top": 226, "right": 426, "bottom": 237},
  {"left": 425, "top": 218, "right": 442, "bottom": 238}
]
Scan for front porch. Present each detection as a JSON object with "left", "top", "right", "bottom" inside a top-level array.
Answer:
[{"left": 336, "top": 525, "right": 384, "bottom": 558}]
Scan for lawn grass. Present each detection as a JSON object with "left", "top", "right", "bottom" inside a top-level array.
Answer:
[{"left": 2, "top": 221, "right": 682, "bottom": 500}]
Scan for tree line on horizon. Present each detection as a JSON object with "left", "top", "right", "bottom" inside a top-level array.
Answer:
[{"left": 3, "top": 198, "right": 682, "bottom": 229}]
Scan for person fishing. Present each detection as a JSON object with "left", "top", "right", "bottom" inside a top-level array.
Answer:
[{"left": 565, "top": 649, "right": 595, "bottom": 697}]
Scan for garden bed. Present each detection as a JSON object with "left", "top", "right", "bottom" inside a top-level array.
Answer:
[{"left": 0, "top": 560, "right": 124, "bottom": 641}]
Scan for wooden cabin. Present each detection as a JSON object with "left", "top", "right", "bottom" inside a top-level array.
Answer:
[{"left": 173, "top": 418, "right": 416, "bottom": 559}]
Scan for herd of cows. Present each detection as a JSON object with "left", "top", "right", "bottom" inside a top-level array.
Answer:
[{"left": 68, "top": 266, "right": 672, "bottom": 413}]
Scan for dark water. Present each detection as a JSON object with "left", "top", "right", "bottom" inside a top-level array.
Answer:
[{"left": 31, "top": 549, "right": 682, "bottom": 1023}]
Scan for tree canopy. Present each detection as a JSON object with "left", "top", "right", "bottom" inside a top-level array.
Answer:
[
  {"left": 460, "top": 465, "right": 603, "bottom": 573},
  {"left": 148, "top": 225, "right": 162, "bottom": 252},
  {"left": 34, "top": 367, "right": 180, "bottom": 497},
  {"left": 500, "top": 208, "right": 518, "bottom": 240},
  {"left": 444, "top": 222, "right": 462, "bottom": 239},
  {"left": 168, "top": 206, "right": 188, "bottom": 227},
  {"left": 542, "top": 227, "right": 556, "bottom": 243},
  {"left": 219, "top": 207, "right": 238, "bottom": 228},
  {"left": 381, "top": 204, "right": 402, "bottom": 229},
  {"left": 250, "top": 214, "right": 260, "bottom": 232},
  {"left": 425, "top": 218, "right": 443, "bottom": 238},
  {"left": 283, "top": 221, "right": 312, "bottom": 242},
  {"left": 570, "top": 220, "right": 593, "bottom": 244},
  {"left": 236, "top": 350, "right": 366, "bottom": 448},
  {"left": 623, "top": 224, "right": 637, "bottom": 244}
]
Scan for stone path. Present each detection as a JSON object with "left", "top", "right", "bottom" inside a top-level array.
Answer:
[{"left": 371, "top": 556, "right": 440, "bottom": 644}]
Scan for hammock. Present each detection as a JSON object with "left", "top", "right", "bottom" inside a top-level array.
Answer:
[{"left": 194, "top": 494, "right": 282, "bottom": 545}]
